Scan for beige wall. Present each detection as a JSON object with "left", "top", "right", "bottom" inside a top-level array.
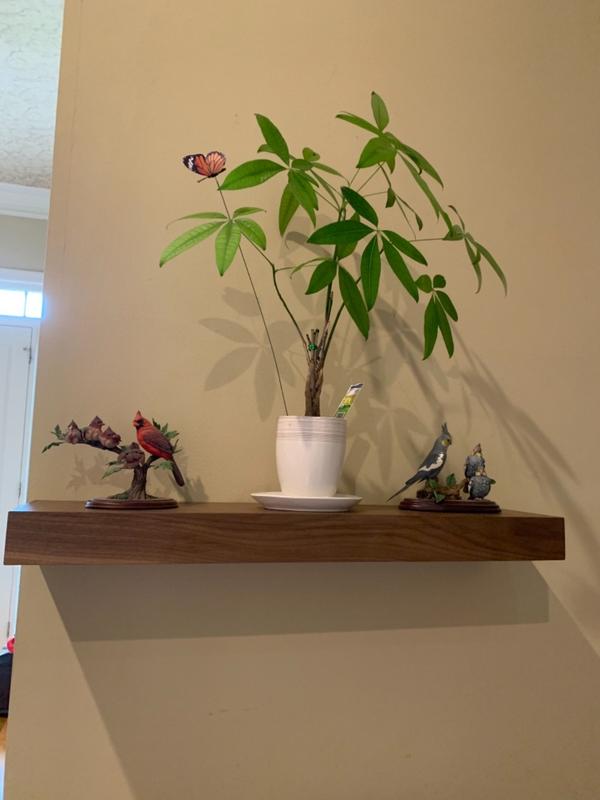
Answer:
[
  {"left": 0, "top": 215, "right": 47, "bottom": 272},
  {"left": 6, "top": 0, "right": 600, "bottom": 797}
]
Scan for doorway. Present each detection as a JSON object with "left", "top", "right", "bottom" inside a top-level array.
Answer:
[{"left": 0, "top": 323, "right": 34, "bottom": 637}]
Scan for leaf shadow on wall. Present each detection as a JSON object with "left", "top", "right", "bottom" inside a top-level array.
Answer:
[
  {"left": 64, "top": 447, "right": 199, "bottom": 500},
  {"left": 455, "top": 332, "right": 600, "bottom": 584},
  {"left": 199, "top": 288, "right": 303, "bottom": 420},
  {"left": 335, "top": 296, "right": 454, "bottom": 500}
]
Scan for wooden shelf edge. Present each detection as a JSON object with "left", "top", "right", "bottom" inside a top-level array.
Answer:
[{"left": 4, "top": 501, "right": 565, "bottom": 566}]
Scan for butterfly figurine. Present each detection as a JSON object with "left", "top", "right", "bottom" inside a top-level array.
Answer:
[{"left": 182, "top": 151, "right": 226, "bottom": 180}]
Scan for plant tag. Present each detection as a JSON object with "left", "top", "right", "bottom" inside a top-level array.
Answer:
[{"left": 334, "top": 383, "right": 364, "bottom": 418}]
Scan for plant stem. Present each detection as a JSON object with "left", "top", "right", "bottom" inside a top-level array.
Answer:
[
  {"left": 313, "top": 188, "right": 339, "bottom": 212},
  {"left": 243, "top": 238, "right": 307, "bottom": 350},
  {"left": 355, "top": 167, "right": 380, "bottom": 193},
  {"left": 378, "top": 166, "right": 416, "bottom": 238},
  {"left": 215, "top": 179, "right": 289, "bottom": 415},
  {"left": 322, "top": 302, "right": 345, "bottom": 361}
]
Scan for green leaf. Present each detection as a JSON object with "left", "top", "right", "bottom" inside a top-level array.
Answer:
[
  {"left": 474, "top": 240, "right": 507, "bottom": 294},
  {"left": 308, "top": 219, "right": 373, "bottom": 246},
  {"left": 446, "top": 473, "right": 457, "bottom": 487},
  {"left": 370, "top": 91, "right": 389, "bottom": 131},
  {"left": 232, "top": 207, "right": 265, "bottom": 217},
  {"left": 289, "top": 170, "right": 318, "bottom": 225},
  {"left": 220, "top": 159, "right": 286, "bottom": 191},
  {"left": 449, "top": 204, "right": 466, "bottom": 231},
  {"left": 433, "top": 274, "right": 446, "bottom": 289},
  {"left": 416, "top": 274, "right": 433, "bottom": 293},
  {"left": 291, "top": 158, "right": 314, "bottom": 170},
  {"left": 383, "top": 239, "right": 419, "bottom": 302},
  {"left": 436, "top": 290, "right": 458, "bottom": 321},
  {"left": 336, "top": 112, "right": 380, "bottom": 135},
  {"left": 382, "top": 230, "right": 428, "bottom": 265},
  {"left": 255, "top": 114, "right": 290, "bottom": 164},
  {"left": 303, "top": 147, "right": 320, "bottom": 161},
  {"left": 159, "top": 221, "right": 224, "bottom": 267},
  {"left": 301, "top": 171, "right": 319, "bottom": 187},
  {"left": 311, "top": 162, "right": 344, "bottom": 177},
  {"left": 400, "top": 156, "right": 452, "bottom": 230},
  {"left": 289, "top": 257, "right": 322, "bottom": 276},
  {"left": 339, "top": 266, "right": 370, "bottom": 339},
  {"left": 335, "top": 214, "right": 360, "bottom": 259},
  {"left": 357, "top": 137, "right": 396, "bottom": 169},
  {"left": 386, "top": 134, "right": 443, "bottom": 186},
  {"left": 360, "top": 236, "right": 381, "bottom": 310},
  {"left": 396, "top": 195, "right": 424, "bottom": 231},
  {"left": 169, "top": 211, "right": 227, "bottom": 225},
  {"left": 235, "top": 218, "right": 267, "bottom": 250},
  {"left": 257, "top": 143, "right": 275, "bottom": 155},
  {"left": 341, "top": 186, "right": 378, "bottom": 226},
  {"left": 435, "top": 297, "right": 454, "bottom": 356},
  {"left": 465, "top": 237, "right": 483, "bottom": 293},
  {"left": 306, "top": 260, "right": 337, "bottom": 294},
  {"left": 385, "top": 188, "right": 396, "bottom": 208},
  {"left": 423, "top": 297, "right": 439, "bottom": 359},
  {"left": 443, "top": 225, "right": 464, "bottom": 241},
  {"left": 278, "top": 182, "right": 299, "bottom": 235},
  {"left": 312, "top": 171, "right": 340, "bottom": 206},
  {"left": 42, "top": 441, "right": 63, "bottom": 453},
  {"left": 215, "top": 221, "right": 241, "bottom": 275}
]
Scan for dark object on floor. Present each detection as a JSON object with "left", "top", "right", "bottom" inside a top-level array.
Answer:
[{"left": 0, "top": 651, "right": 13, "bottom": 717}]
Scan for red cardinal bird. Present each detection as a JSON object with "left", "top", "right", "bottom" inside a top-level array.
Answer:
[{"left": 133, "top": 411, "right": 185, "bottom": 487}]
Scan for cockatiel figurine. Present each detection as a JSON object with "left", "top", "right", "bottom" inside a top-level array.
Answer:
[
  {"left": 464, "top": 443, "right": 485, "bottom": 480},
  {"left": 387, "top": 423, "right": 453, "bottom": 501},
  {"left": 133, "top": 411, "right": 185, "bottom": 487}
]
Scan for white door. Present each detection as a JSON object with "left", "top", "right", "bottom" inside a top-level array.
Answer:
[{"left": 0, "top": 325, "right": 33, "bottom": 640}]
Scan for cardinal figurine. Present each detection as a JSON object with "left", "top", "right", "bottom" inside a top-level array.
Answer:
[{"left": 133, "top": 411, "right": 185, "bottom": 487}]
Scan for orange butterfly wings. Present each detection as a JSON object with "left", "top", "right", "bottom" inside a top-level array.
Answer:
[{"left": 182, "top": 151, "right": 226, "bottom": 178}]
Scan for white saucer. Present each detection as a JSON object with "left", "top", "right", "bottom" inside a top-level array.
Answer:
[{"left": 251, "top": 492, "right": 362, "bottom": 512}]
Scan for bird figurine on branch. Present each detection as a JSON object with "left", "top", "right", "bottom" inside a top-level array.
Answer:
[
  {"left": 464, "top": 443, "right": 485, "bottom": 481},
  {"left": 133, "top": 411, "right": 185, "bottom": 487},
  {"left": 387, "top": 423, "right": 453, "bottom": 502},
  {"left": 43, "top": 413, "right": 186, "bottom": 508}
]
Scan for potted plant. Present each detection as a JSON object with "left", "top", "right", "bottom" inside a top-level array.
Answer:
[{"left": 160, "top": 92, "right": 504, "bottom": 499}]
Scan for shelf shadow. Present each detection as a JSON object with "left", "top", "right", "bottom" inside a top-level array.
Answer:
[{"left": 42, "top": 561, "right": 549, "bottom": 642}]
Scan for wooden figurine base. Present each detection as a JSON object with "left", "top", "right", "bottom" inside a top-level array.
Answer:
[
  {"left": 85, "top": 498, "right": 178, "bottom": 510},
  {"left": 399, "top": 498, "right": 501, "bottom": 514}
]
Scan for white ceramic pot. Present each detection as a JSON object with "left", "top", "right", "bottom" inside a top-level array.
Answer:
[{"left": 276, "top": 415, "right": 347, "bottom": 497}]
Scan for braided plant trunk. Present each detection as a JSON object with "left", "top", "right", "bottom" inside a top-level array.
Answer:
[{"left": 304, "top": 327, "right": 329, "bottom": 417}]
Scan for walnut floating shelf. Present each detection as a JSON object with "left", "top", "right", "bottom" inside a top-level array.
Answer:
[{"left": 4, "top": 501, "right": 565, "bottom": 566}]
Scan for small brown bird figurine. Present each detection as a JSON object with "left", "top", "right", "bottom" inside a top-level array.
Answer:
[{"left": 133, "top": 411, "right": 185, "bottom": 487}]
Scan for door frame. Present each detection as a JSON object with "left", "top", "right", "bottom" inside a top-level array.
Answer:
[{"left": 0, "top": 267, "right": 43, "bottom": 635}]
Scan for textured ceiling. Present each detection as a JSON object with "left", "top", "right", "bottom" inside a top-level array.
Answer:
[{"left": 0, "top": 0, "right": 63, "bottom": 188}]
